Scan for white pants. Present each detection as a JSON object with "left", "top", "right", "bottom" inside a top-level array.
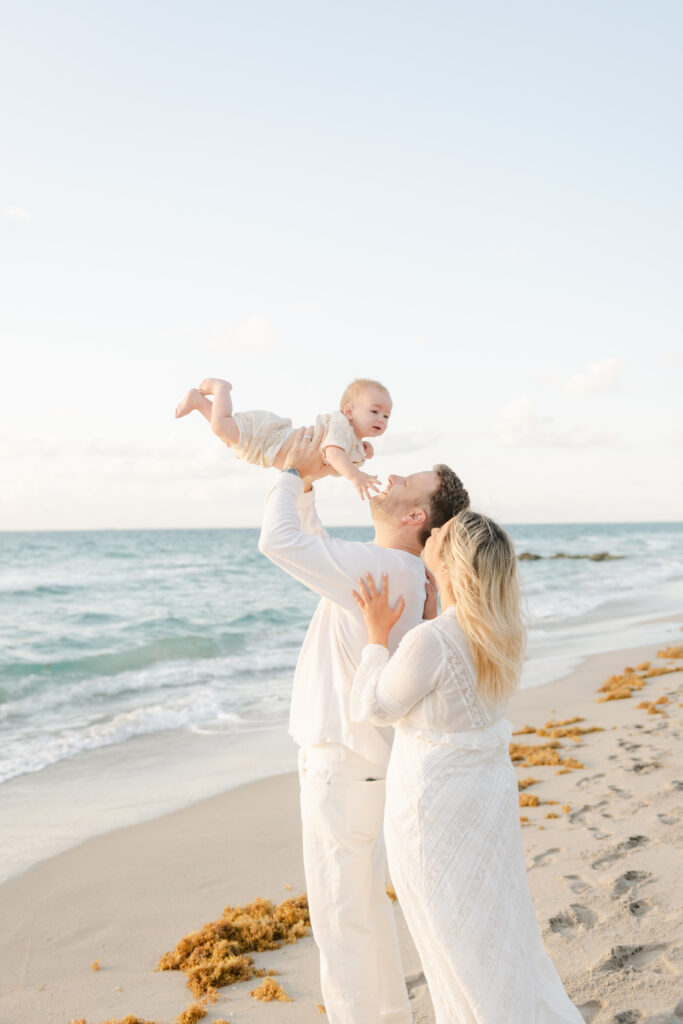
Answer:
[{"left": 298, "top": 744, "right": 412, "bottom": 1024}]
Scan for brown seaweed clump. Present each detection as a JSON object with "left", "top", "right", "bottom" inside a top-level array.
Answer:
[
  {"left": 546, "top": 813, "right": 559, "bottom": 819},
  {"left": 318, "top": 1004, "right": 326, "bottom": 1014},
  {"left": 158, "top": 895, "right": 310, "bottom": 997},
  {"left": 544, "top": 716, "right": 583, "bottom": 727},
  {"left": 510, "top": 742, "right": 583, "bottom": 771},
  {"left": 657, "top": 645, "right": 683, "bottom": 659},
  {"left": 385, "top": 885, "right": 398, "bottom": 902},
  {"left": 596, "top": 670, "right": 645, "bottom": 702},
  {"left": 512, "top": 725, "right": 537, "bottom": 735},
  {"left": 537, "top": 724, "right": 603, "bottom": 740},
  {"left": 636, "top": 700, "right": 667, "bottom": 716},
  {"left": 519, "top": 793, "right": 540, "bottom": 808},
  {"left": 642, "top": 665, "right": 680, "bottom": 678},
  {"left": 517, "top": 777, "right": 539, "bottom": 790},
  {"left": 90, "top": 959, "right": 101, "bottom": 972},
  {"left": 174, "top": 1004, "right": 208, "bottom": 1024},
  {"left": 250, "top": 977, "right": 292, "bottom": 1002},
  {"left": 78, "top": 1017, "right": 157, "bottom": 1024}
]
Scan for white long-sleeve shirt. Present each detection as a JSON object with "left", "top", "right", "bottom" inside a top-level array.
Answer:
[
  {"left": 350, "top": 608, "right": 505, "bottom": 734},
  {"left": 258, "top": 472, "right": 429, "bottom": 766}
]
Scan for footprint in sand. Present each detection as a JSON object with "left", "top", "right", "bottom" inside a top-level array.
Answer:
[
  {"left": 577, "top": 999, "right": 602, "bottom": 1023},
  {"left": 611, "top": 869, "right": 653, "bottom": 897},
  {"left": 548, "top": 903, "right": 597, "bottom": 935},
  {"left": 563, "top": 874, "right": 594, "bottom": 895},
  {"left": 608, "top": 785, "right": 633, "bottom": 799},
  {"left": 577, "top": 773, "right": 606, "bottom": 789},
  {"left": 587, "top": 825, "right": 613, "bottom": 840},
  {"left": 630, "top": 761, "right": 661, "bottom": 773},
  {"left": 627, "top": 899, "right": 651, "bottom": 917},
  {"left": 598, "top": 943, "right": 669, "bottom": 973},
  {"left": 530, "top": 847, "right": 562, "bottom": 868},
  {"left": 613, "top": 1011, "right": 642, "bottom": 1023},
  {"left": 591, "top": 835, "right": 648, "bottom": 870},
  {"left": 617, "top": 739, "right": 642, "bottom": 753}
]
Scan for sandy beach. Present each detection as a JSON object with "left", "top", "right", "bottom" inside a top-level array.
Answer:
[{"left": 1, "top": 632, "right": 681, "bottom": 1024}]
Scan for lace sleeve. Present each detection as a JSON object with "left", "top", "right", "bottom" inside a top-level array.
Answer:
[{"left": 350, "top": 624, "right": 443, "bottom": 726}]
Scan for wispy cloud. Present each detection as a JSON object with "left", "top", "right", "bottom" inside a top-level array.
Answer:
[
  {"left": 2, "top": 206, "right": 31, "bottom": 230},
  {"left": 565, "top": 358, "right": 625, "bottom": 395},
  {"left": 377, "top": 430, "right": 441, "bottom": 455},
  {"left": 234, "top": 314, "right": 277, "bottom": 348},
  {"left": 205, "top": 313, "right": 278, "bottom": 351},
  {"left": 492, "top": 396, "right": 615, "bottom": 448}
]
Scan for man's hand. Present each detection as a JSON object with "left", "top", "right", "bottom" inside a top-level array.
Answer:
[
  {"left": 282, "top": 424, "right": 327, "bottom": 482},
  {"left": 422, "top": 567, "right": 438, "bottom": 620}
]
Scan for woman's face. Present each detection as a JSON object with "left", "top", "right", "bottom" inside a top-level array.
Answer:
[{"left": 422, "top": 517, "right": 454, "bottom": 577}]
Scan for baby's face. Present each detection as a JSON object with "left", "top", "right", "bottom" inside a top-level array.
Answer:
[{"left": 345, "top": 387, "right": 392, "bottom": 439}]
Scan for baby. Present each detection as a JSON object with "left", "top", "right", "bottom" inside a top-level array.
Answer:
[{"left": 175, "top": 377, "right": 392, "bottom": 500}]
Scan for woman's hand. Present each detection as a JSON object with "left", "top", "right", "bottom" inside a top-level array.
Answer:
[{"left": 352, "top": 573, "right": 405, "bottom": 647}]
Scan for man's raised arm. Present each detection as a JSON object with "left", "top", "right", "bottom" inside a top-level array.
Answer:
[{"left": 258, "top": 426, "right": 365, "bottom": 607}]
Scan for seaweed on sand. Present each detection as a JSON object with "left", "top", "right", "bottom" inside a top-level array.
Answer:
[
  {"left": 517, "top": 777, "right": 539, "bottom": 790},
  {"left": 158, "top": 895, "right": 310, "bottom": 997},
  {"left": 509, "top": 741, "right": 584, "bottom": 771},
  {"left": 657, "top": 645, "right": 683, "bottom": 659},
  {"left": 596, "top": 670, "right": 645, "bottom": 702},
  {"left": 250, "top": 977, "right": 293, "bottom": 1002},
  {"left": 174, "top": 1003, "right": 208, "bottom": 1024}
]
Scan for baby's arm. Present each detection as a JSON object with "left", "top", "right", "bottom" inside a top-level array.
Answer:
[{"left": 324, "top": 445, "right": 381, "bottom": 502}]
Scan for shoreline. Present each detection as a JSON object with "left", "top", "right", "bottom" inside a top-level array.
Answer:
[
  {"left": 1, "top": 605, "right": 682, "bottom": 888},
  {"left": 1, "top": 629, "right": 681, "bottom": 1023}
]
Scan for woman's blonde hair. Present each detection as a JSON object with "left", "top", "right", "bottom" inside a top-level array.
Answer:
[{"left": 440, "top": 510, "right": 525, "bottom": 706}]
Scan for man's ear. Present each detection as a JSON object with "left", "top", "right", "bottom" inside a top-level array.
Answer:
[{"left": 402, "top": 508, "right": 427, "bottom": 527}]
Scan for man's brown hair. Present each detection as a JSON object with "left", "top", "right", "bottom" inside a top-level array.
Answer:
[{"left": 418, "top": 464, "right": 470, "bottom": 547}]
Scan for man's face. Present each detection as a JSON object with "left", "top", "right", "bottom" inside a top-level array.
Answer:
[{"left": 370, "top": 470, "right": 439, "bottom": 524}]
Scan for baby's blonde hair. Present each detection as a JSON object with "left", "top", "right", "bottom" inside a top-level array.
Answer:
[
  {"left": 440, "top": 511, "right": 525, "bottom": 706},
  {"left": 339, "top": 378, "right": 391, "bottom": 410}
]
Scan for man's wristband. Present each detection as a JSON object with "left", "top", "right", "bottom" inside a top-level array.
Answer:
[{"left": 283, "top": 467, "right": 302, "bottom": 479}]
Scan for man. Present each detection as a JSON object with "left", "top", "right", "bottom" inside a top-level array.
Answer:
[{"left": 258, "top": 423, "right": 469, "bottom": 1024}]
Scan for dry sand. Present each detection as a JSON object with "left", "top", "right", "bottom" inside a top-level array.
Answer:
[{"left": 1, "top": 635, "right": 681, "bottom": 1024}]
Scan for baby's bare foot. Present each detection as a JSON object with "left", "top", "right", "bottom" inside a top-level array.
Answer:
[
  {"left": 175, "top": 388, "right": 206, "bottom": 418},
  {"left": 198, "top": 378, "right": 232, "bottom": 396}
]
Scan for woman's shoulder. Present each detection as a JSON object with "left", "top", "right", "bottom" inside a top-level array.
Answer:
[{"left": 395, "top": 616, "right": 447, "bottom": 660}]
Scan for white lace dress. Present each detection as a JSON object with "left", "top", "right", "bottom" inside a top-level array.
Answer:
[{"left": 350, "top": 608, "right": 583, "bottom": 1024}]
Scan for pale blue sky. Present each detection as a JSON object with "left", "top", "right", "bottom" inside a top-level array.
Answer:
[{"left": 1, "top": 0, "right": 681, "bottom": 529}]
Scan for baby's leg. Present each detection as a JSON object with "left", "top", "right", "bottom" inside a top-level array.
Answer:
[
  {"left": 175, "top": 388, "right": 213, "bottom": 423},
  {"left": 198, "top": 378, "right": 240, "bottom": 446}
]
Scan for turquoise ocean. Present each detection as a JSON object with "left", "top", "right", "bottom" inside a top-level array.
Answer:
[
  {"left": 2, "top": 523, "right": 682, "bottom": 787},
  {"left": 1, "top": 523, "right": 682, "bottom": 881}
]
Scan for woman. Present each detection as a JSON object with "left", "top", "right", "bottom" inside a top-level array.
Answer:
[{"left": 350, "top": 510, "right": 583, "bottom": 1023}]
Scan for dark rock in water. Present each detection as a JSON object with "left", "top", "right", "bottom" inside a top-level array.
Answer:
[{"left": 517, "top": 551, "right": 624, "bottom": 562}]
